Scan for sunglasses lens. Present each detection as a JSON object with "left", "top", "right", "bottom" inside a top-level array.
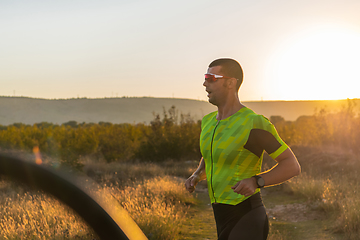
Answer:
[{"left": 205, "top": 74, "right": 216, "bottom": 82}]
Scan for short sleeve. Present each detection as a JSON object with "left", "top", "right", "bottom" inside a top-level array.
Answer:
[{"left": 252, "top": 115, "right": 289, "bottom": 159}]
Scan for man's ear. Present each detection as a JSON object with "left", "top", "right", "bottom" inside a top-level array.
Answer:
[{"left": 227, "top": 78, "right": 238, "bottom": 89}]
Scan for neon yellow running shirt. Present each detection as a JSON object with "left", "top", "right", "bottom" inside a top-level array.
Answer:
[{"left": 200, "top": 107, "right": 289, "bottom": 205}]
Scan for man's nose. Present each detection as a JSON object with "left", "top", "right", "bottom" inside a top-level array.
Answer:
[{"left": 203, "top": 80, "right": 207, "bottom": 87}]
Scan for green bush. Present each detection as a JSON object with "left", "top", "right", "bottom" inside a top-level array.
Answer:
[
  {"left": 135, "top": 106, "right": 201, "bottom": 162},
  {"left": 0, "top": 106, "right": 201, "bottom": 166}
]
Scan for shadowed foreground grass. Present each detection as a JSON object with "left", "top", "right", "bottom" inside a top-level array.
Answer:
[
  {"left": 0, "top": 161, "right": 197, "bottom": 240},
  {"left": 1, "top": 146, "right": 360, "bottom": 239},
  {"left": 0, "top": 181, "right": 97, "bottom": 239}
]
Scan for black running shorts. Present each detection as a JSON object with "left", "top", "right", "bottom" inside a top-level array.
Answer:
[{"left": 212, "top": 192, "right": 269, "bottom": 240}]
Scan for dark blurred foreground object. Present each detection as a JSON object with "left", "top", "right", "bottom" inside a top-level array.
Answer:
[{"left": 0, "top": 153, "right": 148, "bottom": 240}]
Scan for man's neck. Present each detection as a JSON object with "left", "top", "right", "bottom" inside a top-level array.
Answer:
[{"left": 216, "top": 96, "right": 244, "bottom": 120}]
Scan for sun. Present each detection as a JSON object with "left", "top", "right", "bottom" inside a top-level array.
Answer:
[{"left": 265, "top": 24, "right": 360, "bottom": 101}]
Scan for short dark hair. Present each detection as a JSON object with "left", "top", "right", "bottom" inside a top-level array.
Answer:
[{"left": 208, "top": 58, "right": 243, "bottom": 90}]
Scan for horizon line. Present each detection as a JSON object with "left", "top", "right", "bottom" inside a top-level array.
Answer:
[{"left": 0, "top": 95, "right": 358, "bottom": 102}]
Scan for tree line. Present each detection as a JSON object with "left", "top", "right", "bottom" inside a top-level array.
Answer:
[
  {"left": 0, "top": 106, "right": 201, "bottom": 167},
  {"left": 1, "top": 101, "right": 359, "bottom": 168}
]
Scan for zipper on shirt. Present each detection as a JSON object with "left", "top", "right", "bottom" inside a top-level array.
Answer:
[{"left": 210, "top": 120, "right": 220, "bottom": 203}]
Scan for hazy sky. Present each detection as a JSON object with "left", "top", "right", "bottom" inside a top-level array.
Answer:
[{"left": 2, "top": 0, "right": 360, "bottom": 101}]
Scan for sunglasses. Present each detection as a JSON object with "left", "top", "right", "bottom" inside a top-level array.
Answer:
[{"left": 204, "top": 73, "right": 235, "bottom": 83}]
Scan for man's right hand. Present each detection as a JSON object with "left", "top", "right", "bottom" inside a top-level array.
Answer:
[{"left": 185, "top": 174, "right": 201, "bottom": 193}]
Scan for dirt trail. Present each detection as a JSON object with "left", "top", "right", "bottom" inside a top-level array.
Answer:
[
  {"left": 262, "top": 188, "right": 345, "bottom": 240},
  {"left": 262, "top": 188, "right": 326, "bottom": 223}
]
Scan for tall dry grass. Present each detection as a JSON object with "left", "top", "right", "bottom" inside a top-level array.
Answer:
[
  {"left": 0, "top": 160, "right": 197, "bottom": 240},
  {"left": 107, "top": 176, "right": 196, "bottom": 240},
  {"left": 82, "top": 158, "right": 198, "bottom": 239},
  {"left": 281, "top": 146, "right": 360, "bottom": 240},
  {"left": 0, "top": 180, "right": 96, "bottom": 239}
]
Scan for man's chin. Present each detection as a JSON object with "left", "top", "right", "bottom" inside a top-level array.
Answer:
[{"left": 208, "top": 97, "right": 217, "bottom": 106}]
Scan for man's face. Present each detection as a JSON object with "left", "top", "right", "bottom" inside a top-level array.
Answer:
[{"left": 203, "top": 66, "right": 228, "bottom": 106}]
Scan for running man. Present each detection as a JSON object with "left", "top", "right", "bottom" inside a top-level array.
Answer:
[{"left": 185, "top": 58, "right": 301, "bottom": 240}]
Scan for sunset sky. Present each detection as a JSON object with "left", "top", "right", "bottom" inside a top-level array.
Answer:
[{"left": 1, "top": 0, "right": 360, "bottom": 101}]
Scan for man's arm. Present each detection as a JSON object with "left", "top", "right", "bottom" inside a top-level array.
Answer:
[
  {"left": 259, "top": 148, "right": 300, "bottom": 186},
  {"left": 185, "top": 157, "right": 207, "bottom": 193},
  {"left": 232, "top": 148, "right": 300, "bottom": 197}
]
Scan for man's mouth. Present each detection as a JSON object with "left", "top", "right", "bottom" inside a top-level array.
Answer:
[{"left": 206, "top": 90, "right": 212, "bottom": 97}]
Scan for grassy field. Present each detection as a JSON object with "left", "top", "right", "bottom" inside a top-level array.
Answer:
[
  {"left": 0, "top": 145, "right": 359, "bottom": 239},
  {"left": 0, "top": 159, "right": 198, "bottom": 240},
  {"left": 263, "top": 145, "right": 360, "bottom": 240}
]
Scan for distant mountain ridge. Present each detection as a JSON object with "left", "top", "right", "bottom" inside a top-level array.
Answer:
[{"left": 0, "top": 96, "right": 358, "bottom": 125}]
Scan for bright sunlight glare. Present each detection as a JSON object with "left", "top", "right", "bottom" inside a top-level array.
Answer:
[{"left": 266, "top": 24, "right": 360, "bottom": 101}]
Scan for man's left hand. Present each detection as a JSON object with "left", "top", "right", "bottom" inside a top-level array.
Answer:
[{"left": 231, "top": 177, "right": 257, "bottom": 197}]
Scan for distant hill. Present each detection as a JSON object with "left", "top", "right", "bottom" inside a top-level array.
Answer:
[
  {"left": 0, "top": 96, "right": 358, "bottom": 125},
  {"left": 0, "top": 97, "right": 216, "bottom": 125}
]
